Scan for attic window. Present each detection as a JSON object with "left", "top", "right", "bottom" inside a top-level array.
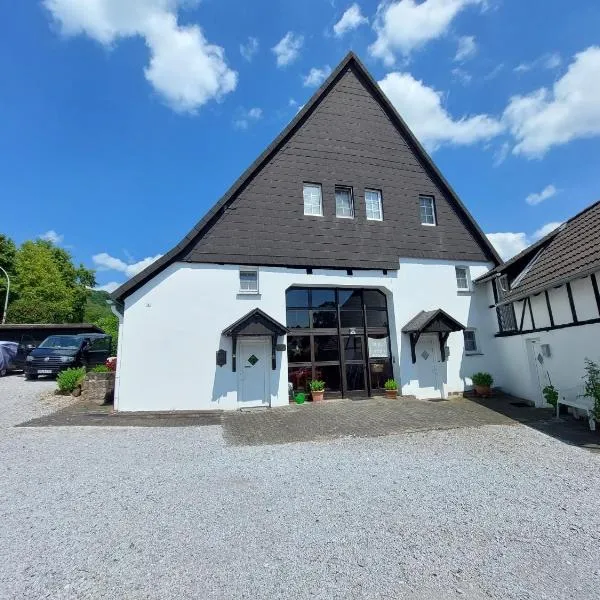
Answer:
[
  {"left": 335, "top": 186, "right": 354, "bottom": 218},
  {"left": 419, "top": 196, "right": 436, "bottom": 226},
  {"left": 303, "top": 183, "right": 323, "bottom": 217},
  {"left": 365, "top": 189, "right": 383, "bottom": 221},
  {"left": 239, "top": 268, "right": 259, "bottom": 294}
]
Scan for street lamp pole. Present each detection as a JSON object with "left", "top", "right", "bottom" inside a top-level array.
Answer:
[{"left": 0, "top": 266, "right": 9, "bottom": 325}]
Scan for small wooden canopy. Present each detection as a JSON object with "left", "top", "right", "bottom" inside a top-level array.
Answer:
[
  {"left": 402, "top": 309, "right": 465, "bottom": 364},
  {"left": 222, "top": 309, "right": 289, "bottom": 371}
]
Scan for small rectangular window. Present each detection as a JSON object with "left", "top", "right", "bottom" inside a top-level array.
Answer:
[
  {"left": 419, "top": 195, "right": 436, "bottom": 225},
  {"left": 365, "top": 189, "right": 383, "bottom": 221},
  {"left": 464, "top": 330, "right": 478, "bottom": 354},
  {"left": 335, "top": 186, "right": 354, "bottom": 218},
  {"left": 303, "top": 183, "right": 323, "bottom": 216},
  {"left": 239, "top": 268, "right": 258, "bottom": 293},
  {"left": 455, "top": 266, "right": 470, "bottom": 290}
]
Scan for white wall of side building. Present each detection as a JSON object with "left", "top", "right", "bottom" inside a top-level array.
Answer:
[
  {"left": 492, "top": 271, "right": 600, "bottom": 406},
  {"left": 115, "top": 259, "right": 497, "bottom": 411}
]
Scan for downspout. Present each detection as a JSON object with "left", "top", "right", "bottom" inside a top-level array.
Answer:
[{"left": 108, "top": 299, "right": 124, "bottom": 411}]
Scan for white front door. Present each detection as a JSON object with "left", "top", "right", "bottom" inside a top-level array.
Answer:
[
  {"left": 415, "top": 336, "right": 443, "bottom": 399},
  {"left": 237, "top": 338, "right": 270, "bottom": 407}
]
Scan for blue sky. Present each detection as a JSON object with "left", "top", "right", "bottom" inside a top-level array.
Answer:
[{"left": 2, "top": 1, "right": 600, "bottom": 291}]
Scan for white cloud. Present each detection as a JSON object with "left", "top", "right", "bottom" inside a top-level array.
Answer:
[
  {"left": 233, "top": 107, "right": 263, "bottom": 130},
  {"left": 451, "top": 67, "right": 472, "bottom": 85},
  {"left": 43, "top": 0, "right": 237, "bottom": 114},
  {"left": 92, "top": 252, "right": 162, "bottom": 278},
  {"left": 492, "top": 141, "right": 510, "bottom": 166},
  {"left": 95, "top": 281, "right": 121, "bottom": 293},
  {"left": 483, "top": 63, "right": 504, "bottom": 81},
  {"left": 240, "top": 36, "right": 259, "bottom": 62},
  {"left": 487, "top": 221, "right": 564, "bottom": 260},
  {"left": 533, "top": 221, "right": 563, "bottom": 239},
  {"left": 40, "top": 230, "right": 64, "bottom": 244},
  {"left": 369, "top": 0, "right": 483, "bottom": 65},
  {"left": 454, "top": 35, "right": 477, "bottom": 61},
  {"left": 378, "top": 71, "right": 504, "bottom": 151},
  {"left": 525, "top": 184, "right": 558, "bottom": 206},
  {"left": 504, "top": 46, "right": 600, "bottom": 157},
  {"left": 486, "top": 232, "right": 529, "bottom": 261},
  {"left": 303, "top": 65, "right": 332, "bottom": 87},
  {"left": 272, "top": 32, "right": 303, "bottom": 67},
  {"left": 333, "top": 3, "right": 368, "bottom": 37},
  {"left": 514, "top": 52, "right": 562, "bottom": 73}
]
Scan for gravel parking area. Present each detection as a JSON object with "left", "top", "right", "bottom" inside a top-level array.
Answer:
[
  {"left": 1, "top": 377, "right": 600, "bottom": 599},
  {"left": 0, "top": 373, "right": 68, "bottom": 428}
]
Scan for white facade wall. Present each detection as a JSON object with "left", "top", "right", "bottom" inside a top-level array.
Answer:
[
  {"left": 492, "top": 271, "right": 600, "bottom": 406},
  {"left": 116, "top": 258, "right": 496, "bottom": 411}
]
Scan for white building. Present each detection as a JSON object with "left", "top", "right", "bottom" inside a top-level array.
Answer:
[
  {"left": 110, "top": 52, "right": 507, "bottom": 412},
  {"left": 475, "top": 202, "right": 600, "bottom": 406}
]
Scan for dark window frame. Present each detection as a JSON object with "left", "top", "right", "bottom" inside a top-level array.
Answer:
[{"left": 285, "top": 287, "right": 392, "bottom": 397}]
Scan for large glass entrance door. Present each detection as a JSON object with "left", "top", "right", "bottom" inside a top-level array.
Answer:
[{"left": 286, "top": 287, "right": 392, "bottom": 397}]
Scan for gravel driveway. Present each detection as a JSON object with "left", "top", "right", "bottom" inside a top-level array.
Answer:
[{"left": 1, "top": 376, "right": 600, "bottom": 599}]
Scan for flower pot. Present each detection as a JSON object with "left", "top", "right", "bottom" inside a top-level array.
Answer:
[
  {"left": 385, "top": 389, "right": 398, "bottom": 399},
  {"left": 311, "top": 390, "right": 324, "bottom": 402},
  {"left": 475, "top": 385, "right": 491, "bottom": 398}
]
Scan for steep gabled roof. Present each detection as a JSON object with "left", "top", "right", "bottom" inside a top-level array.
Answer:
[
  {"left": 112, "top": 51, "right": 500, "bottom": 302},
  {"left": 482, "top": 200, "right": 600, "bottom": 303}
]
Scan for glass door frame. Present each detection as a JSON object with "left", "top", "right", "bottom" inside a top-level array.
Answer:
[{"left": 286, "top": 287, "right": 393, "bottom": 398}]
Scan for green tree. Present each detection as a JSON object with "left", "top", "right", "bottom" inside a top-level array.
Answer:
[
  {"left": 7, "top": 240, "right": 96, "bottom": 324},
  {"left": 84, "top": 290, "right": 119, "bottom": 353},
  {"left": 0, "top": 235, "right": 16, "bottom": 321}
]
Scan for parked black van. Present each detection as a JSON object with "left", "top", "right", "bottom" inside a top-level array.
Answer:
[
  {"left": 24, "top": 333, "right": 112, "bottom": 379},
  {"left": 0, "top": 323, "right": 104, "bottom": 370}
]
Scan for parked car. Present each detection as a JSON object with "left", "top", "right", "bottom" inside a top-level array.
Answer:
[
  {"left": 0, "top": 324, "right": 105, "bottom": 370},
  {"left": 24, "top": 333, "right": 112, "bottom": 380},
  {"left": 0, "top": 341, "right": 18, "bottom": 376}
]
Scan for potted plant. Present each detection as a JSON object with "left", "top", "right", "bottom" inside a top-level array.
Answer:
[
  {"left": 472, "top": 372, "right": 493, "bottom": 397},
  {"left": 310, "top": 379, "right": 325, "bottom": 402},
  {"left": 384, "top": 378, "right": 398, "bottom": 399},
  {"left": 542, "top": 384, "right": 559, "bottom": 408}
]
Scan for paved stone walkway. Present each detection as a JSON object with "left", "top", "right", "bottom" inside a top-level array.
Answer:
[
  {"left": 17, "top": 394, "right": 600, "bottom": 452},
  {"left": 223, "top": 396, "right": 521, "bottom": 446}
]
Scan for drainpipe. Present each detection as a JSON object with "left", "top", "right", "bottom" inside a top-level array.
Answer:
[
  {"left": 107, "top": 299, "right": 124, "bottom": 411},
  {"left": 0, "top": 266, "right": 10, "bottom": 325}
]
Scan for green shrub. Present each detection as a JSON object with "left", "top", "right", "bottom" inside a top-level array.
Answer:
[
  {"left": 472, "top": 372, "right": 494, "bottom": 387},
  {"left": 543, "top": 384, "right": 559, "bottom": 408},
  {"left": 57, "top": 367, "right": 86, "bottom": 394},
  {"left": 309, "top": 380, "right": 325, "bottom": 391},
  {"left": 582, "top": 359, "right": 600, "bottom": 420},
  {"left": 90, "top": 364, "right": 110, "bottom": 373},
  {"left": 294, "top": 392, "right": 306, "bottom": 404},
  {"left": 384, "top": 378, "right": 398, "bottom": 390}
]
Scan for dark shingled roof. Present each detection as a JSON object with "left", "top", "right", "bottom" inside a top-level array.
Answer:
[
  {"left": 490, "top": 200, "right": 600, "bottom": 303},
  {"left": 402, "top": 309, "right": 465, "bottom": 333},
  {"left": 111, "top": 51, "right": 500, "bottom": 302}
]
